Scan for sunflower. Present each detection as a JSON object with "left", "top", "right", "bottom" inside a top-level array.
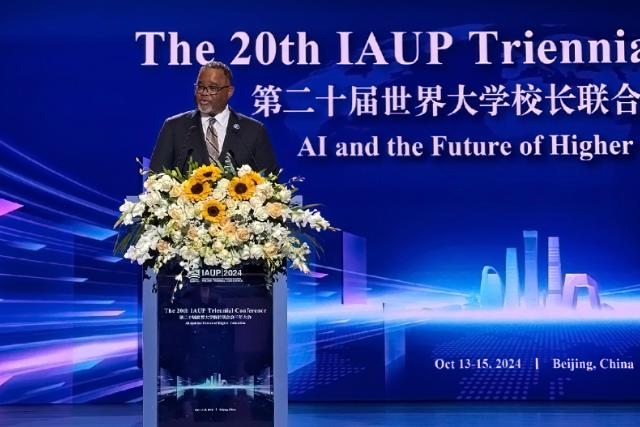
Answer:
[
  {"left": 228, "top": 176, "right": 256, "bottom": 200},
  {"left": 182, "top": 177, "right": 212, "bottom": 201},
  {"left": 193, "top": 165, "right": 222, "bottom": 182},
  {"left": 245, "top": 171, "right": 265, "bottom": 185},
  {"left": 201, "top": 199, "right": 226, "bottom": 223}
]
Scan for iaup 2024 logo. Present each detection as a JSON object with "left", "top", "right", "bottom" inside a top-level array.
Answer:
[
  {"left": 187, "top": 269, "right": 201, "bottom": 282},
  {"left": 187, "top": 268, "right": 243, "bottom": 284}
]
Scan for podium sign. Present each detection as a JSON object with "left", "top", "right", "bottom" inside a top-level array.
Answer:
[{"left": 156, "top": 267, "right": 274, "bottom": 427}]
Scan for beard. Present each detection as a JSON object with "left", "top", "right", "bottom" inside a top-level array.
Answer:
[
  {"left": 195, "top": 96, "right": 213, "bottom": 115},
  {"left": 197, "top": 104, "right": 213, "bottom": 114},
  {"left": 194, "top": 95, "right": 225, "bottom": 116}
]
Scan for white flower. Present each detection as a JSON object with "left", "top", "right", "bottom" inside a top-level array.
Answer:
[
  {"left": 197, "top": 227, "right": 212, "bottom": 243},
  {"left": 290, "top": 209, "right": 307, "bottom": 225},
  {"left": 250, "top": 221, "right": 266, "bottom": 235},
  {"left": 118, "top": 199, "right": 145, "bottom": 225},
  {"left": 300, "top": 242, "right": 311, "bottom": 255},
  {"left": 179, "top": 246, "right": 199, "bottom": 262},
  {"left": 168, "top": 205, "right": 185, "bottom": 223},
  {"left": 290, "top": 209, "right": 330, "bottom": 231},
  {"left": 291, "top": 257, "right": 310, "bottom": 273},
  {"left": 278, "top": 188, "right": 292, "bottom": 203},
  {"left": 211, "top": 188, "right": 226, "bottom": 201},
  {"left": 119, "top": 199, "right": 134, "bottom": 214},
  {"left": 308, "top": 212, "right": 331, "bottom": 231},
  {"left": 120, "top": 214, "right": 134, "bottom": 226},
  {"left": 254, "top": 206, "right": 269, "bottom": 221},
  {"left": 123, "top": 226, "right": 165, "bottom": 265},
  {"left": 183, "top": 203, "right": 199, "bottom": 220},
  {"left": 152, "top": 205, "right": 168, "bottom": 220},
  {"left": 240, "top": 245, "right": 251, "bottom": 260},
  {"left": 156, "top": 175, "right": 177, "bottom": 192},
  {"left": 131, "top": 203, "right": 146, "bottom": 217},
  {"left": 270, "top": 224, "right": 289, "bottom": 241},
  {"left": 217, "top": 178, "right": 230, "bottom": 190},
  {"left": 263, "top": 241, "right": 278, "bottom": 258},
  {"left": 124, "top": 245, "right": 150, "bottom": 264},
  {"left": 265, "top": 202, "right": 285, "bottom": 219},
  {"left": 238, "top": 165, "right": 252, "bottom": 177},
  {"left": 249, "top": 194, "right": 267, "bottom": 209},
  {"left": 236, "top": 202, "right": 252, "bottom": 218},
  {"left": 208, "top": 224, "right": 222, "bottom": 237},
  {"left": 169, "top": 184, "right": 182, "bottom": 198},
  {"left": 262, "top": 221, "right": 275, "bottom": 235},
  {"left": 223, "top": 232, "right": 239, "bottom": 246},
  {"left": 255, "top": 182, "right": 274, "bottom": 199},
  {"left": 204, "top": 255, "right": 218, "bottom": 266},
  {"left": 225, "top": 199, "right": 238, "bottom": 212},
  {"left": 145, "top": 174, "right": 176, "bottom": 193},
  {"left": 140, "top": 191, "right": 162, "bottom": 206},
  {"left": 143, "top": 175, "right": 158, "bottom": 191},
  {"left": 249, "top": 244, "right": 263, "bottom": 259}
]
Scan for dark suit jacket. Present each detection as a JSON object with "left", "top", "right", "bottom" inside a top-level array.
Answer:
[{"left": 149, "top": 108, "right": 279, "bottom": 175}]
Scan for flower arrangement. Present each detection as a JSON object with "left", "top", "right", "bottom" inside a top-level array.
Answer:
[{"left": 114, "top": 159, "right": 334, "bottom": 290}]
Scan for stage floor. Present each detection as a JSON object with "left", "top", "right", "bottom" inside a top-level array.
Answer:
[{"left": 0, "top": 402, "right": 638, "bottom": 426}]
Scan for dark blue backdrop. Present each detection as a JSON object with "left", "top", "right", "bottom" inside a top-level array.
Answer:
[{"left": 0, "top": 0, "right": 639, "bottom": 403}]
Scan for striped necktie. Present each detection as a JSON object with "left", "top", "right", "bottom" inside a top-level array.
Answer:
[{"left": 205, "top": 117, "right": 220, "bottom": 163}]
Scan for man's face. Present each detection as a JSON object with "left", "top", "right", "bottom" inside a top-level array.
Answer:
[{"left": 194, "top": 68, "right": 234, "bottom": 115}]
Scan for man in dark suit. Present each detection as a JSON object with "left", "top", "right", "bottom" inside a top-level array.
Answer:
[{"left": 149, "top": 61, "right": 279, "bottom": 175}]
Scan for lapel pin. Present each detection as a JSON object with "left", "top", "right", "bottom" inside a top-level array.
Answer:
[{"left": 233, "top": 124, "right": 240, "bottom": 130}]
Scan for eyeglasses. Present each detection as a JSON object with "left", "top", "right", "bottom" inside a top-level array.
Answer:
[{"left": 194, "top": 84, "right": 230, "bottom": 95}]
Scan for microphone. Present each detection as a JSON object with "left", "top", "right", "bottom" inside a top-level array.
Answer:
[
  {"left": 226, "top": 149, "right": 240, "bottom": 169},
  {"left": 181, "top": 148, "right": 194, "bottom": 173},
  {"left": 180, "top": 125, "right": 198, "bottom": 172}
]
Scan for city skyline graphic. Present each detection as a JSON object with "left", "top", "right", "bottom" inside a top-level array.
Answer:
[
  {"left": 159, "top": 368, "right": 273, "bottom": 400},
  {"left": 289, "top": 228, "right": 640, "bottom": 330},
  {"left": 477, "top": 230, "right": 609, "bottom": 315}
]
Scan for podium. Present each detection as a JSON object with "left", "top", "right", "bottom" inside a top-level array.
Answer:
[{"left": 142, "top": 266, "right": 288, "bottom": 427}]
